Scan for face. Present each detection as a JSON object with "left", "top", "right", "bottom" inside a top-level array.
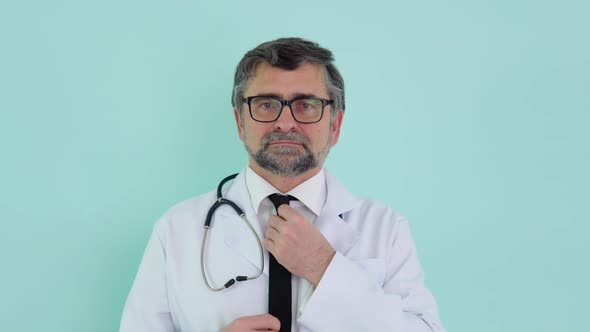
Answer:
[{"left": 234, "top": 62, "right": 343, "bottom": 177}]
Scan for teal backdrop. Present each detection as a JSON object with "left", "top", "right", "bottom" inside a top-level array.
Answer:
[{"left": 1, "top": 0, "right": 588, "bottom": 331}]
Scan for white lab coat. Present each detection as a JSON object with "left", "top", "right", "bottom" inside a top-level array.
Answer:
[{"left": 120, "top": 169, "right": 445, "bottom": 332}]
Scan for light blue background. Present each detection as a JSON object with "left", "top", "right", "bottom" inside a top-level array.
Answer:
[{"left": 1, "top": 0, "right": 588, "bottom": 331}]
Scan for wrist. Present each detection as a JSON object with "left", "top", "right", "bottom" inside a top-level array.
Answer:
[{"left": 309, "top": 247, "right": 336, "bottom": 287}]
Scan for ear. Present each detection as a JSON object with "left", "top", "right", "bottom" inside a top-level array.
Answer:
[
  {"left": 330, "top": 109, "right": 344, "bottom": 147},
  {"left": 234, "top": 107, "right": 245, "bottom": 142}
]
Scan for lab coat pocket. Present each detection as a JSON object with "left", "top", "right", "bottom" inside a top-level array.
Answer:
[{"left": 352, "top": 258, "right": 386, "bottom": 287}]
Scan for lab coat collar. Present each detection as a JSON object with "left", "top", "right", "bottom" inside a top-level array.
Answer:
[{"left": 216, "top": 168, "right": 361, "bottom": 279}]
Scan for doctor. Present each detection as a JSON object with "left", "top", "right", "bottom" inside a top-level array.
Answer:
[{"left": 120, "top": 37, "right": 445, "bottom": 332}]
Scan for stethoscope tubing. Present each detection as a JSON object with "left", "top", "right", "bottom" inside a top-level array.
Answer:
[{"left": 200, "top": 173, "right": 265, "bottom": 291}]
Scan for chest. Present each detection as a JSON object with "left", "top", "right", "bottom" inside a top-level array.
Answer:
[{"left": 165, "top": 221, "right": 269, "bottom": 331}]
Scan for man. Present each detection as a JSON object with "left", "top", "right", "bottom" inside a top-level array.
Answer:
[{"left": 120, "top": 37, "right": 445, "bottom": 332}]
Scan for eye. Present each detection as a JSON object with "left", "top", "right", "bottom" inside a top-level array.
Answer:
[
  {"left": 251, "top": 97, "right": 279, "bottom": 111},
  {"left": 294, "top": 99, "right": 321, "bottom": 112}
]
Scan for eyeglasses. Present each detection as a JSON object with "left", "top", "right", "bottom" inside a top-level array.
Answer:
[{"left": 242, "top": 96, "right": 334, "bottom": 124}]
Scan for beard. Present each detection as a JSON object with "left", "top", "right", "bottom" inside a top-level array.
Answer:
[{"left": 244, "top": 130, "right": 331, "bottom": 177}]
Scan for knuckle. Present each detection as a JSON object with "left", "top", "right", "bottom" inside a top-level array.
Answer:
[
  {"left": 295, "top": 216, "right": 306, "bottom": 226},
  {"left": 283, "top": 228, "right": 295, "bottom": 240}
]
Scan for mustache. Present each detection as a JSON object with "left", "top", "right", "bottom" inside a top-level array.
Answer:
[{"left": 261, "top": 131, "right": 311, "bottom": 149}]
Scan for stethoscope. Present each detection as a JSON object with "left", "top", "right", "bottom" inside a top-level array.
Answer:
[{"left": 200, "top": 173, "right": 264, "bottom": 291}]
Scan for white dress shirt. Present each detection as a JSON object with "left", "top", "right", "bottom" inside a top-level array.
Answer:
[{"left": 245, "top": 167, "right": 326, "bottom": 331}]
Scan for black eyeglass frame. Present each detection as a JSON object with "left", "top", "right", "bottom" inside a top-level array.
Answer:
[{"left": 242, "top": 96, "right": 334, "bottom": 124}]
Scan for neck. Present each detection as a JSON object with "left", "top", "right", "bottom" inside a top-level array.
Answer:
[{"left": 248, "top": 161, "right": 322, "bottom": 193}]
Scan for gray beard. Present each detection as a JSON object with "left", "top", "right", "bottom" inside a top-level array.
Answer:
[{"left": 245, "top": 131, "right": 331, "bottom": 177}]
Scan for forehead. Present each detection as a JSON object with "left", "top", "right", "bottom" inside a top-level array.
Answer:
[{"left": 245, "top": 62, "right": 329, "bottom": 98}]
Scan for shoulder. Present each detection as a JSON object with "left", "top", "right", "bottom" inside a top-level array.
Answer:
[
  {"left": 324, "top": 169, "right": 409, "bottom": 228},
  {"left": 356, "top": 197, "right": 407, "bottom": 221},
  {"left": 151, "top": 190, "right": 217, "bottom": 237},
  {"left": 347, "top": 196, "right": 410, "bottom": 234},
  {"left": 337, "top": 196, "right": 417, "bottom": 260}
]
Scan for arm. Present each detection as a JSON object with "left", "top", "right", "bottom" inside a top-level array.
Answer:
[{"left": 119, "top": 220, "right": 175, "bottom": 332}]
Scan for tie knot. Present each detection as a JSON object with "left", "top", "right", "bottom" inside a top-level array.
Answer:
[{"left": 267, "top": 194, "right": 298, "bottom": 211}]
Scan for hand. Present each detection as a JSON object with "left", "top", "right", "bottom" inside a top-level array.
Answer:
[
  {"left": 263, "top": 205, "right": 336, "bottom": 287},
  {"left": 220, "top": 314, "right": 280, "bottom": 332}
]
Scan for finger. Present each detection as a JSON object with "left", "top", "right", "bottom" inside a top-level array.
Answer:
[
  {"left": 241, "top": 314, "right": 281, "bottom": 331},
  {"left": 248, "top": 313, "right": 280, "bottom": 330},
  {"left": 263, "top": 237, "right": 275, "bottom": 252},
  {"left": 252, "top": 314, "right": 280, "bottom": 331},
  {"left": 268, "top": 215, "right": 286, "bottom": 231},
  {"left": 265, "top": 224, "right": 280, "bottom": 241},
  {"left": 277, "top": 204, "right": 303, "bottom": 221}
]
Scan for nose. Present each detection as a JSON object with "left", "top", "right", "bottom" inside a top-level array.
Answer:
[{"left": 274, "top": 104, "right": 298, "bottom": 131}]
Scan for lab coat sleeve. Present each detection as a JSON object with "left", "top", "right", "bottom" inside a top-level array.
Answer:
[
  {"left": 119, "top": 218, "right": 175, "bottom": 332},
  {"left": 298, "top": 217, "right": 445, "bottom": 332}
]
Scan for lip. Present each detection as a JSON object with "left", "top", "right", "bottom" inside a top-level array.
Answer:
[{"left": 269, "top": 141, "right": 303, "bottom": 146}]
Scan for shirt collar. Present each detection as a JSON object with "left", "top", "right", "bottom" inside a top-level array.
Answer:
[{"left": 245, "top": 166, "right": 327, "bottom": 216}]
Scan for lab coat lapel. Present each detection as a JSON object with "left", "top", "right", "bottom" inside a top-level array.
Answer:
[
  {"left": 315, "top": 170, "right": 362, "bottom": 255},
  {"left": 215, "top": 169, "right": 269, "bottom": 278}
]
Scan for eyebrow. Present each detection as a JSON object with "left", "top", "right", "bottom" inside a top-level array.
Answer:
[{"left": 253, "top": 92, "right": 322, "bottom": 100}]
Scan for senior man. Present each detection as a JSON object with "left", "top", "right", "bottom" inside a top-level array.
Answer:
[{"left": 120, "top": 37, "right": 445, "bottom": 332}]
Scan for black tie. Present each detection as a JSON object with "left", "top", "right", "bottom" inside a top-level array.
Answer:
[{"left": 267, "top": 194, "right": 298, "bottom": 332}]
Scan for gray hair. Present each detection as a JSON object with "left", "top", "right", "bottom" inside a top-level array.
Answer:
[{"left": 231, "top": 37, "right": 345, "bottom": 117}]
